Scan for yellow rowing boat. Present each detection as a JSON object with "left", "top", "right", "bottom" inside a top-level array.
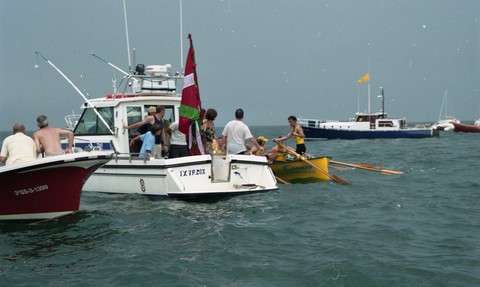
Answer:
[{"left": 269, "top": 157, "right": 330, "bottom": 183}]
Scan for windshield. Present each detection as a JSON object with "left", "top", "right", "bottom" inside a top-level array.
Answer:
[{"left": 74, "top": 107, "right": 114, "bottom": 135}]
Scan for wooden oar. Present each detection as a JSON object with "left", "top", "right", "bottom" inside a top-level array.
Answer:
[
  {"left": 277, "top": 143, "right": 350, "bottom": 185},
  {"left": 330, "top": 160, "right": 403, "bottom": 175},
  {"left": 356, "top": 163, "right": 385, "bottom": 169},
  {"left": 330, "top": 163, "right": 384, "bottom": 171},
  {"left": 329, "top": 165, "right": 350, "bottom": 171},
  {"left": 275, "top": 176, "right": 291, "bottom": 185}
]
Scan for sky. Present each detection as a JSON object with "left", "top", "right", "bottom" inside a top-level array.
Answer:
[{"left": 1, "top": 0, "right": 479, "bottom": 131}]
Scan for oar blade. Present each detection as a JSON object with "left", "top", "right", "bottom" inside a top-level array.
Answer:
[
  {"left": 331, "top": 174, "right": 351, "bottom": 185},
  {"left": 330, "top": 160, "right": 402, "bottom": 175},
  {"left": 380, "top": 169, "right": 403, "bottom": 175},
  {"left": 275, "top": 176, "right": 291, "bottom": 185}
]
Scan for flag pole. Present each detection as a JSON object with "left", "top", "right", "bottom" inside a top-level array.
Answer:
[
  {"left": 357, "top": 86, "right": 360, "bottom": 114},
  {"left": 179, "top": 0, "right": 184, "bottom": 70}
]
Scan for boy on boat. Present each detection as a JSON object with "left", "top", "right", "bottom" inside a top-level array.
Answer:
[{"left": 129, "top": 124, "right": 162, "bottom": 158}]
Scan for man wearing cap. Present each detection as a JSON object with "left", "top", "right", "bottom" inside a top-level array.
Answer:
[
  {"left": 249, "top": 136, "right": 268, "bottom": 156},
  {"left": 0, "top": 123, "right": 37, "bottom": 165},
  {"left": 33, "top": 115, "right": 74, "bottom": 156},
  {"left": 124, "top": 106, "right": 157, "bottom": 133}
]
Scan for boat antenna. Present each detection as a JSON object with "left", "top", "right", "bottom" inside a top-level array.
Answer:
[
  {"left": 123, "top": 0, "right": 132, "bottom": 73},
  {"left": 35, "top": 52, "right": 115, "bottom": 135},
  {"left": 179, "top": 0, "right": 184, "bottom": 70},
  {"left": 91, "top": 53, "right": 130, "bottom": 76}
]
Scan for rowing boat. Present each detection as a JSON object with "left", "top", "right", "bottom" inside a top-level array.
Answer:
[{"left": 269, "top": 157, "right": 330, "bottom": 183}]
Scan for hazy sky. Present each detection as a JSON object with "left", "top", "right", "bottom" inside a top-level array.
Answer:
[{"left": 1, "top": 0, "right": 479, "bottom": 131}]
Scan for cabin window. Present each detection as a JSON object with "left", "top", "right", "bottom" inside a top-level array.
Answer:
[
  {"left": 164, "top": 105, "right": 175, "bottom": 125},
  {"left": 74, "top": 107, "right": 114, "bottom": 135},
  {"left": 378, "top": 121, "right": 394, "bottom": 127},
  {"left": 124, "top": 106, "right": 143, "bottom": 136}
]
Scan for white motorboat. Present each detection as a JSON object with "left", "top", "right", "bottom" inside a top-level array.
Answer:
[{"left": 44, "top": 50, "right": 278, "bottom": 198}]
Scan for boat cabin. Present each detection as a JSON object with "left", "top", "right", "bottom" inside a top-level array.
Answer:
[{"left": 68, "top": 64, "right": 183, "bottom": 154}]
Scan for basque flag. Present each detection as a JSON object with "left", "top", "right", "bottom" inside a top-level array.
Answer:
[{"left": 179, "top": 34, "right": 204, "bottom": 155}]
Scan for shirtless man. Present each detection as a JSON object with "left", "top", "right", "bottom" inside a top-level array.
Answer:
[{"left": 33, "top": 115, "right": 74, "bottom": 156}]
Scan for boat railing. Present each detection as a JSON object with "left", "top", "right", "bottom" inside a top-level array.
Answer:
[
  {"left": 112, "top": 152, "right": 154, "bottom": 163},
  {"left": 65, "top": 114, "right": 81, "bottom": 131},
  {"left": 298, "top": 118, "right": 328, "bottom": 128},
  {"left": 110, "top": 66, "right": 184, "bottom": 98}
]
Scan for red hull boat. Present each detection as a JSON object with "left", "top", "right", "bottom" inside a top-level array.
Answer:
[
  {"left": 0, "top": 151, "right": 111, "bottom": 221},
  {"left": 452, "top": 122, "right": 480, "bottom": 133}
]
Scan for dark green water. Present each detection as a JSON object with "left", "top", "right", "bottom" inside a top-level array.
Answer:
[{"left": 0, "top": 127, "right": 479, "bottom": 286}]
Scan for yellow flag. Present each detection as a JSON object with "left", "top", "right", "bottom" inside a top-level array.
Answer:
[{"left": 357, "top": 73, "right": 370, "bottom": 84}]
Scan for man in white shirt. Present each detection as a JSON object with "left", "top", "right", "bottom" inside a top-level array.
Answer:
[
  {"left": 0, "top": 123, "right": 37, "bottom": 165},
  {"left": 221, "top": 108, "right": 261, "bottom": 154}
]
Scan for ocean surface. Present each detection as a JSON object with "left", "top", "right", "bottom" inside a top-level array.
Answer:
[{"left": 0, "top": 126, "right": 479, "bottom": 286}]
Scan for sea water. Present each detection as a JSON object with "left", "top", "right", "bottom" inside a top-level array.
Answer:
[{"left": 0, "top": 127, "right": 479, "bottom": 286}]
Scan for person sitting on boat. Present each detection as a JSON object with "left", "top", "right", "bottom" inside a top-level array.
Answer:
[
  {"left": 0, "top": 123, "right": 37, "bottom": 165},
  {"left": 248, "top": 136, "right": 268, "bottom": 156},
  {"left": 274, "top": 115, "right": 306, "bottom": 158},
  {"left": 129, "top": 124, "right": 162, "bottom": 159},
  {"left": 123, "top": 105, "right": 168, "bottom": 158},
  {"left": 221, "top": 108, "right": 262, "bottom": 155},
  {"left": 166, "top": 121, "right": 189, "bottom": 158},
  {"left": 33, "top": 115, "right": 74, "bottom": 156},
  {"left": 266, "top": 137, "right": 291, "bottom": 164}
]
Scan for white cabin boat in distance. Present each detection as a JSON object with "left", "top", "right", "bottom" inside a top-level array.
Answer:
[
  {"left": 298, "top": 88, "right": 439, "bottom": 140},
  {"left": 59, "top": 59, "right": 278, "bottom": 198}
]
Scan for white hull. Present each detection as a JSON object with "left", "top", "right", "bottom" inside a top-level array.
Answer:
[{"left": 83, "top": 154, "right": 278, "bottom": 197}]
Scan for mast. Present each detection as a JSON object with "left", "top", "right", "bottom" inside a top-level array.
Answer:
[
  {"left": 367, "top": 82, "right": 371, "bottom": 113},
  {"left": 379, "top": 87, "right": 385, "bottom": 118},
  {"left": 123, "top": 0, "right": 132, "bottom": 73}
]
